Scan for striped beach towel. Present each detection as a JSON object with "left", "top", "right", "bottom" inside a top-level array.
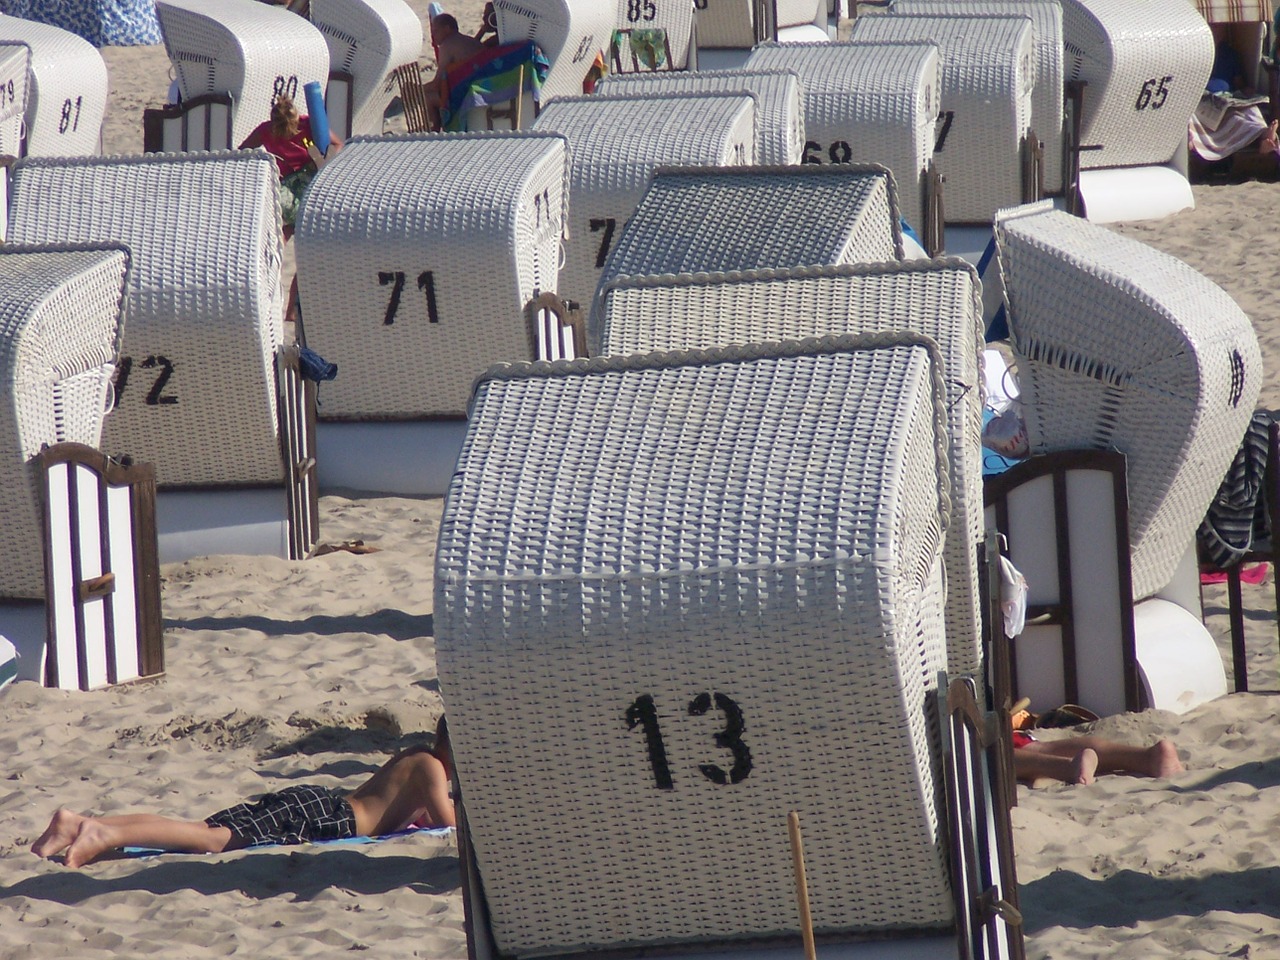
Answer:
[{"left": 442, "top": 41, "right": 549, "bottom": 132}]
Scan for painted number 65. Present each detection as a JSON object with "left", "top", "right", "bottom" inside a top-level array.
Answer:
[{"left": 1135, "top": 76, "right": 1173, "bottom": 111}]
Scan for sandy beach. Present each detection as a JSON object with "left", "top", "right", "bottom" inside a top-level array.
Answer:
[{"left": 3, "top": 4, "right": 1280, "bottom": 959}]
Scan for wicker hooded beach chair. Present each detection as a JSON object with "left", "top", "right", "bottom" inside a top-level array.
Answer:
[
  {"left": 1059, "top": 0, "right": 1212, "bottom": 221},
  {"left": 746, "top": 41, "right": 941, "bottom": 246},
  {"left": 7, "top": 151, "right": 318, "bottom": 564},
  {"left": 596, "top": 68, "right": 805, "bottom": 165},
  {"left": 0, "top": 15, "right": 105, "bottom": 157},
  {"left": 595, "top": 260, "right": 985, "bottom": 683},
  {"left": 436, "top": 334, "right": 1022, "bottom": 960},
  {"left": 308, "top": 0, "right": 423, "bottom": 137},
  {"left": 611, "top": 0, "right": 695, "bottom": 69},
  {"left": 154, "top": 0, "right": 331, "bottom": 148},
  {"left": 0, "top": 244, "right": 163, "bottom": 691},
  {"left": 993, "top": 203, "right": 1262, "bottom": 712},
  {"left": 531, "top": 92, "right": 757, "bottom": 309},
  {"left": 492, "top": 0, "right": 613, "bottom": 103},
  {"left": 589, "top": 165, "right": 907, "bottom": 345},
  {"left": 294, "top": 132, "right": 570, "bottom": 495},
  {"left": 848, "top": 14, "right": 1036, "bottom": 227},
  {"left": 894, "top": 1, "right": 1064, "bottom": 197}
]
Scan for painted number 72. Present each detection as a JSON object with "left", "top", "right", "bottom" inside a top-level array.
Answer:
[{"left": 378, "top": 270, "right": 439, "bottom": 325}]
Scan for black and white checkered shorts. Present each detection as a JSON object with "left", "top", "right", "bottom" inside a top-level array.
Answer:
[{"left": 205, "top": 785, "right": 357, "bottom": 847}]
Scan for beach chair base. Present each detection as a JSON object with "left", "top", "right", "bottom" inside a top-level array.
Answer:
[
  {"left": 0, "top": 603, "right": 48, "bottom": 684},
  {"left": 156, "top": 488, "right": 290, "bottom": 564},
  {"left": 1076, "top": 164, "right": 1194, "bottom": 224},
  {"left": 457, "top": 676, "right": 1022, "bottom": 960},
  {"left": 1133, "top": 597, "right": 1228, "bottom": 714},
  {"left": 316, "top": 420, "right": 468, "bottom": 496}
]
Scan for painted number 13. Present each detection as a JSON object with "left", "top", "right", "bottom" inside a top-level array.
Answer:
[{"left": 625, "top": 691, "right": 753, "bottom": 790}]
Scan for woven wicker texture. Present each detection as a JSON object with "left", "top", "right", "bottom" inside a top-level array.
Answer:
[
  {"left": 0, "top": 15, "right": 105, "bottom": 157},
  {"left": 0, "top": 244, "right": 129, "bottom": 600},
  {"left": 695, "top": 0, "right": 756, "bottom": 47},
  {"left": 776, "top": 0, "right": 825, "bottom": 27},
  {"left": 7, "top": 151, "right": 286, "bottom": 488},
  {"left": 612, "top": 0, "right": 695, "bottom": 68},
  {"left": 437, "top": 335, "right": 953, "bottom": 956},
  {"left": 493, "top": 0, "right": 615, "bottom": 103},
  {"left": 590, "top": 166, "right": 905, "bottom": 343},
  {"left": 895, "top": 1, "right": 1064, "bottom": 194},
  {"left": 0, "top": 42, "right": 29, "bottom": 158},
  {"left": 596, "top": 68, "right": 805, "bottom": 165},
  {"left": 1060, "top": 0, "right": 1213, "bottom": 169},
  {"left": 154, "top": 0, "right": 331, "bottom": 148},
  {"left": 746, "top": 41, "right": 940, "bottom": 234},
  {"left": 309, "top": 0, "right": 424, "bottom": 136},
  {"left": 997, "top": 206, "right": 1262, "bottom": 599},
  {"left": 294, "top": 132, "right": 568, "bottom": 419},
  {"left": 595, "top": 261, "right": 984, "bottom": 680},
  {"left": 531, "top": 92, "right": 757, "bottom": 309},
  {"left": 849, "top": 14, "right": 1034, "bottom": 225}
]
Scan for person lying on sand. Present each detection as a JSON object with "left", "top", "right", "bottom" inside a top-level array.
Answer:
[
  {"left": 32, "top": 719, "right": 455, "bottom": 869},
  {"left": 1012, "top": 731, "right": 1183, "bottom": 786}
]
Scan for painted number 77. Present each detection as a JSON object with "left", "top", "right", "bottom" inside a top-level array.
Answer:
[{"left": 378, "top": 270, "right": 439, "bottom": 325}]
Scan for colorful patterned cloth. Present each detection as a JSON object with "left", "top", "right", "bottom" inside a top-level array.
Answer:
[{"left": 442, "top": 41, "right": 549, "bottom": 133}]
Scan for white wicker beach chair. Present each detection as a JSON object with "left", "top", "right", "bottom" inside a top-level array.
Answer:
[
  {"left": 894, "top": 1, "right": 1064, "bottom": 196},
  {"left": 995, "top": 204, "right": 1261, "bottom": 711},
  {"left": 595, "top": 260, "right": 984, "bottom": 681},
  {"left": 746, "top": 41, "right": 941, "bottom": 243},
  {"left": 531, "top": 92, "right": 757, "bottom": 309},
  {"left": 293, "top": 132, "right": 570, "bottom": 495},
  {"left": 1062, "top": 0, "right": 1211, "bottom": 171},
  {"left": 493, "top": 0, "right": 614, "bottom": 103},
  {"left": 848, "top": 14, "right": 1036, "bottom": 226},
  {"left": 612, "top": 0, "right": 695, "bottom": 69},
  {"left": 0, "top": 244, "right": 162, "bottom": 692},
  {"left": 1059, "top": 0, "right": 1212, "bottom": 221},
  {"left": 438, "top": 335, "right": 1022, "bottom": 959},
  {"left": 596, "top": 68, "right": 805, "bottom": 165},
  {"left": 0, "top": 15, "right": 105, "bottom": 157},
  {"left": 7, "top": 151, "right": 318, "bottom": 564},
  {"left": 0, "top": 42, "right": 29, "bottom": 159},
  {"left": 154, "top": 0, "right": 331, "bottom": 148},
  {"left": 696, "top": 0, "right": 829, "bottom": 50},
  {"left": 0, "top": 243, "right": 129, "bottom": 602},
  {"left": 309, "top": 0, "right": 423, "bottom": 137},
  {"left": 590, "top": 165, "right": 907, "bottom": 343}
]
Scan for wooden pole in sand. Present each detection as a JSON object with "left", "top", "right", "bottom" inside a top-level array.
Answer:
[{"left": 788, "top": 810, "right": 818, "bottom": 960}]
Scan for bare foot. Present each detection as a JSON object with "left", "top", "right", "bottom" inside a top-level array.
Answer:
[
  {"left": 63, "top": 819, "right": 120, "bottom": 869},
  {"left": 1147, "top": 740, "right": 1184, "bottom": 778},
  {"left": 1070, "top": 748, "right": 1099, "bottom": 786},
  {"left": 31, "top": 809, "right": 86, "bottom": 860}
]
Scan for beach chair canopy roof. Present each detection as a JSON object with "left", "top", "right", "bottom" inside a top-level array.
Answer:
[{"left": 595, "top": 259, "right": 986, "bottom": 679}]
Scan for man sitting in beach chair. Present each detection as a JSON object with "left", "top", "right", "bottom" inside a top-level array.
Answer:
[
  {"left": 423, "top": 12, "right": 484, "bottom": 129},
  {"left": 437, "top": 39, "right": 549, "bottom": 132},
  {"left": 31, "top": 720, "right": 455, "bottom": 869}
]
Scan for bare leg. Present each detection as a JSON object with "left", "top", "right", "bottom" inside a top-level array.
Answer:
[
  {"left": 32, "top": 808, "right": 240, "bottom": 868},
  {"left": 1018, "top": 737, "right": 1182, "bottom": 780},
  {"left": 347, "top": 747, "right": 455, "bottom": 836},
  {"left": 1014, "top": 746, "right": 1099, "bottom": 785}
]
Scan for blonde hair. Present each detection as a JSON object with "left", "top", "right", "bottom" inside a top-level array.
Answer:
[{"left": 269, "top": 94, "right": 300, "bottom": 140}]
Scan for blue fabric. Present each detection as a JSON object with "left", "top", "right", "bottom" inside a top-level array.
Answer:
[
  {"left": 981, "top": 409, "right": 1022, "bottom": 477},
  {"left": 6, "top": 0, "right": 161, "bottom": 47}
]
